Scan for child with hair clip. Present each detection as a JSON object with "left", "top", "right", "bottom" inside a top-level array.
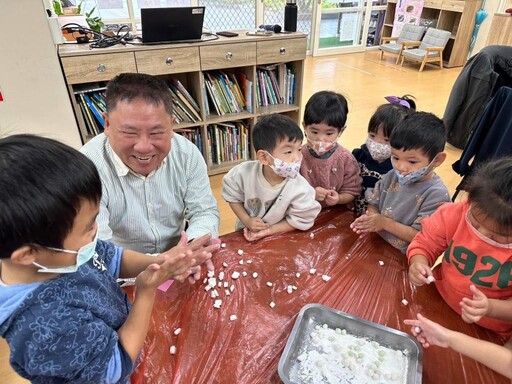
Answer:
[
  {"left": 222, "top": 114, "right": 321, "bottom": 242},
  {"left": 408, "top": 157, "right": 512, "bottom": 338},
  {"left": 352, "top": 95, "right": 415, "bottom": 215},
  {"left": 300, "top": 91, "right": 362, "bottom": 207}
]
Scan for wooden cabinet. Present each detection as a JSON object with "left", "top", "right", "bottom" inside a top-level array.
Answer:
[
  {"left": 58, "top": 32, "right": 306, "bottom": 175},
  {"left": 381, "top": 0, "right": 482, "bottom": 67}
]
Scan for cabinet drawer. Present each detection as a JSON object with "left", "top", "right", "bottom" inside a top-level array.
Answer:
[
  {"left": 257, "top": 38, "right": 307, "bottom": 65},
  {"left": 200, "top": 42, "right": 256, "bottom": 70},
  {"left": 441, "top": 0, "right": 464, "bottom": 12},
  {"left": 61, "top": 52, "right": 137, "bottom": 84},
  {"left": 135, "top": 47, "right": 200, "bottom": 75},
  {"left": 423, "top": 0, "right": 442, "bottom": 8}
]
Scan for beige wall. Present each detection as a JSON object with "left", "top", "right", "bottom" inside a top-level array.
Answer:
[
  {"left": 0, "top": 0, "right": 81, "bottom": 148},
  {"left": 471, "top": 0, "right": 506, "bottom": 56}
]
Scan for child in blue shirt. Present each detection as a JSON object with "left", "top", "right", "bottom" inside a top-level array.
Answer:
[{"left": 0, "top": 135, "right": 217, "bottom": 383}]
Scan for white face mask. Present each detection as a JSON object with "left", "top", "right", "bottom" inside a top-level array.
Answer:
[
  {"left": 307, "top": 138, "right": 337, "bottom": 156},
  {"left": 465, "top": 209, "right": 512, "bottom": 249},
  {"left": 33, "top": 230, "right": 99, "bottom": 274},
  {"left": 266, "top": 152, "right": 301, "bottom": 179},
  {"left": 366, "top": 137, "right": 391, "bottom": 163}
]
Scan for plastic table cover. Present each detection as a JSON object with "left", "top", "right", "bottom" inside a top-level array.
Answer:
[{"left": 129, "top": 207, "right": 508, "bottom": 384}]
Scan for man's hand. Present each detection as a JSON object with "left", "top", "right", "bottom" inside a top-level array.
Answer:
[
  {"left": 460, "top": 285, "right": 490, "bottom": 323},
  {"left": 350, "top": 210, "right": 387, "bottom": 234}
]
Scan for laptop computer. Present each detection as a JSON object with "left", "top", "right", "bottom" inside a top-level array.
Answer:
[{"left": 141, "top": 7, "right": 205, "bottom": 44}]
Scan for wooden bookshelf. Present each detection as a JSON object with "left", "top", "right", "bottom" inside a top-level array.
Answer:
[
  {"left": 381, "top": 0, "right": 482, "bottom": 68},
  {"left": 58, "top": 31, "right": 307, "bottom": 175}
]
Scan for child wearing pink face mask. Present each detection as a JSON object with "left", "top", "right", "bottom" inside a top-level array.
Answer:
[
  {"left": 352, "top": 95, "right": 416, "bottom": 215},
  {"left": 300, "top": 91, "right": 362, "bottom": 208}
]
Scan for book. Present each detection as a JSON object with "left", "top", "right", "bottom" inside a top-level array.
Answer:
[{"left": 83, "top": 93, "right": 105, "bottom": 127}]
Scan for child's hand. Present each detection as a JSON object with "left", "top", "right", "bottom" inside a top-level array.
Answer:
[
  {"left": 246, "top": 217, "right": 269, "bottom": 233},
  {"left": 350, "top": 210, "right": 386, "bottom": 234},
  {"left": 315, "top": 187, "right": 329, "bottom": 202},
  {"left": 136, "top": 252, "right": 194, "bottom": 290},
  {"left": 243, "top": 227, "right": 269, "bottom": 242},
  {"left": 324, "top": 189, "right": 339, "bottom": 206},
  {"left": 460, "top": 285, "right": 490, "bottom": 324},
  {"left": 409, "top": 261, "right": 434, "bottom": 286},
  {"left": 404, "top": 313, "right": 451, "bottom": 349}
]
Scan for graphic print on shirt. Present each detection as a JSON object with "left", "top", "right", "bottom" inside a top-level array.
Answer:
[
  {"left": 443, "top": 240, "right": 512, "bottom": 289},
  {"left": 247, "top": 198, "right": 262, "bottom": 216}
]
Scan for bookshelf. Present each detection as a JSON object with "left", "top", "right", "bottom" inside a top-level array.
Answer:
[
  {"left": 381, "top": 0, "right": 482, "bottom": 68},
  {"left": 58, "top": 32, "right": 307, "bottom": 175}
]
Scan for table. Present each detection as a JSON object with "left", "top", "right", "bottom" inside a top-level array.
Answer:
[{"left": 130, "top": 208, "right": 508, "bottom": 383}]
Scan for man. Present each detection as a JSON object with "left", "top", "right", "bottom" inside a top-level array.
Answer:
[{"left": 81, "top": 73, "right": 220, "bottom": 259}]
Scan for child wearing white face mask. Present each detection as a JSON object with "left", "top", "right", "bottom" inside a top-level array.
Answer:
[
  {"left": 300, "top": 91, "right": 362, "bottom": 207},
  {"left": 222, "top": 114, "right": 321, "bottom": 242},
  {"left": 408, "top": 157, "right": 512, "bottom": 339},
  {"left": 350, "top": 112, "right": 450, "bottom": 254},
  {"left": 352, "top": 95, "right": 416, "bottom": 216}
]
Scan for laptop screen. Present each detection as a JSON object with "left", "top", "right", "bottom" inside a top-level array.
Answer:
[{"left": 141, "top": 7, "right": 205, "bottom": 44}]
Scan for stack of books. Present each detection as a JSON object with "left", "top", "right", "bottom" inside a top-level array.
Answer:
[
  {"left": 75, "top": 89, "right": 106, "bottom": 137},
  {"left": 207, "top": 121, "right": 249, "bottom": 165},
  {"left": 176, "top": 129, "right": 203, "bottom": 154},
  {"left": 203, "top": 71, "right": 246, "bottom": 116},
  {"left": 168, "top": 79, "right": 201, "bottom": 124},
  {"left": 255, "top": 64, "right": 296, "bottom": 108}
]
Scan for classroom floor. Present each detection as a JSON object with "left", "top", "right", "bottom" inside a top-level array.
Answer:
[{"left": 0, "top": 50, "right": 463, "bottom": 383}]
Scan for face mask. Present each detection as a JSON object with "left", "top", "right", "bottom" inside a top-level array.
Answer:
[
  {"left": 465, "top": 208, "right": 512, "bottom": 249},
  {"left": 307, "top": 138, "right": 337, "bottom": 156},
  {"left": 366, "top": 137, "right": 391, "bottom": 163},
  {"left": 394, "top": 155, "right": 438, "bottom": 185},
  {"left": 33, "top": 230, "right": 98, "bottom": 274},
  {"left": 266, "top": 152, "right": 301, "bottom": 179}
]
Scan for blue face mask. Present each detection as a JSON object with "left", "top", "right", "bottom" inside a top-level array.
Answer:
[
  {"left": 33, "top": 230, "right": 98, "bottom": 274},
  {"left": 394, "top": 155, "right": 438, "bottom": 185}
]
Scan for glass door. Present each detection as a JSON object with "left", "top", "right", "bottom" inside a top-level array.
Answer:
[{"left": 311, "top": 0, "right": 387, "bottom": 56}]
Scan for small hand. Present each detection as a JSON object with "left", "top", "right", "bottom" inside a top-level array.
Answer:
[
  {"left": 136, "top": 252, "right": 195, "bottom": 288},
  {"left": 246, "top": 217, "right": 270, "bottom": 232},
  {"left": 409, "top": 262, "right": 434, "bottom": 286},
  {"left": 404, "top": 313, "right": 451, "bottom": 349},
  {"left": 315, "top": 187, "right": 329, "bottom": 202},
  {"left": 324, "top": 189, "right": 339, "bottom": 206},
  {"left": 243, "top": 227, "right": 269, "bottom": 242},
  {"left": 460, "top": 285, "right": 490, "bottom": 324},
  {"left": 350, "top": 210, "right": 386, "bottom": 234}
]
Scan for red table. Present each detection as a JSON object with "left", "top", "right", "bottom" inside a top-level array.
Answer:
[{"left": 131, "top": 208, "right": 508, "bottom": 383}]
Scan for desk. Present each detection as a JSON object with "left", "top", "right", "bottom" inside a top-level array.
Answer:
[{"left": 130, "top": 208, "right": 508, "bottom": 383}]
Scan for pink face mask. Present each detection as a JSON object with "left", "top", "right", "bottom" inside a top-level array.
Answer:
[
  {"left": 307, "top": 138, "right": 337, "bottom": 156},
  {"left": 266, "top": 152, "right": 302, "bottom": 179},
  {"left": 366, "top": 137, "right": 391, "bottom": 163}
]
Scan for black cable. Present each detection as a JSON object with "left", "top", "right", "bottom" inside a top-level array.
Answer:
[
  {"left": 89, "top": 25, "right": 131, "bottom": 49},
  {"left": 127, "top": 32, "right": 220, "bottom": 46}
]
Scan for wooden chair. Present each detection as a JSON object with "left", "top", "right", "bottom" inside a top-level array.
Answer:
[
  {"left": 400, "top": 28, "right": 452, "bottom": 71},
  {"left": 379, "top": 24, "right": 426, "bottom": 64}
]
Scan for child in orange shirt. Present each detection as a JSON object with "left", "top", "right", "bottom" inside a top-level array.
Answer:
[{"left": 408, "top": 157, "right": 512, "bottom": 337}]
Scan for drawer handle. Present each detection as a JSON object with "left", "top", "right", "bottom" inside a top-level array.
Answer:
[
  {"left": 166, "top": 57, "right": 173, "bottom": 66},
  {"left": 226, "top": 52, "right": 233, "bottom": 60},
  {"left": 97, "top": 64, "right": 106, "bottom": 72},
  {"left": 280, "top": 47, "right": 286, "bottom": 55}
]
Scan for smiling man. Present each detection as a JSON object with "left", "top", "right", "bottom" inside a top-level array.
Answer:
[{"left": 81, "top": 73, "right": 220, "bottom": 256}]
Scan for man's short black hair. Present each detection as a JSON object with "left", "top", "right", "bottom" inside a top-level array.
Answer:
[
  {"left": 105, "top": 73, "right": 174, "bottom": 116},
  {"left": 389, "top": 112, "right": 446, "bottom": 161},
  {"left": 252, "top": 114, "right": 303, "bottom": 153},
  {"left": 0, "top": 135, "right": 102, "bottom": 259},
  {"left": 303, "top": 91, "right": 349, "bottom": 131}
]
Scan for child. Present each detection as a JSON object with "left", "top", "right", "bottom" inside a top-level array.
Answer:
[
  {"left": 350, "top": 112, "right": 451, "bottom": 253},
  {"left": 352, "top": 95, "right": 415, "bottom": 215},
  {"left": 300, "top": 91, "right": 362, "bottom": 207},
  {"left": 404, "top": 313, "right": 512, "bottom": 379},
  {"left": 0, "top": 135, "right": 216, "bottom": 383},
  {"left": 222, "top": 114, "right": 321, "bottom": 242},
  {"left": 408, "top": 157, "right": 512, "bottom": 337}
]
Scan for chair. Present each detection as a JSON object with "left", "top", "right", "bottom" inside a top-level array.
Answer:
[
  {"left": 400, "top": 28, "right": 452, "bottom": 71},
  {"left": 379, "top": 24, "right": 426, "bottom": 64},
  {"left": 451, "top": 86, "right": 512, "bottom": 201}
]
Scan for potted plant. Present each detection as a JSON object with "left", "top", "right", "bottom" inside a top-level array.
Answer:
[{"left": 53, "top": 1, "right": 104, "bottom": 32}]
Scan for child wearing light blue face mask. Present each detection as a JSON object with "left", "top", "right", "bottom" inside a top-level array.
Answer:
[
  {"left": 222, "top": 114, "right": 321, "bottom": 242},
  {"left": 350, "top": 112, "right": 451, "bottom": 254},
  {"left": 0, "top": 135, "right": 217, "bottom": 384}
]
